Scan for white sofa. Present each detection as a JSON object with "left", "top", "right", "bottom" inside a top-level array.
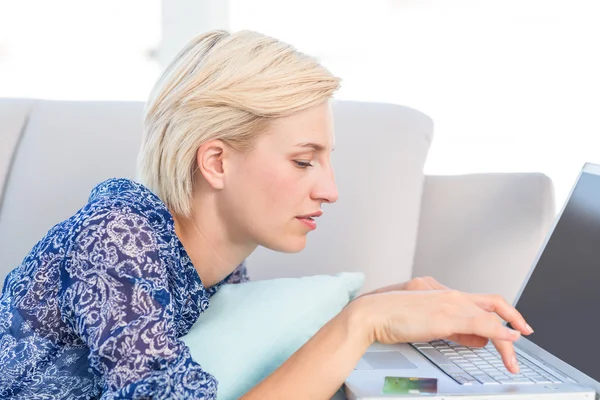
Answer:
[{"left": 0, "top": 98, "right": 555, "bottom": 303}]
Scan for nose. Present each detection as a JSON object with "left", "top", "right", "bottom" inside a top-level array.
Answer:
[{"left": 311, "top": 163, "right": 339, "bottom": 204}]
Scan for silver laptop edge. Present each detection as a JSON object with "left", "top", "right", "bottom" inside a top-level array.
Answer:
[
  {"left": 346, "top": 162, "right": 600, "bottom": 399},
  {"left": 510, "top": 162, "right": 600, "bottom": 393},
  {"left": 516, "top": 337, "right": 600, "bottom": 394}
]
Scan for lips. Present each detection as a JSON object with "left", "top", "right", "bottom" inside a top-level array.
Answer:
[
  {"left": 296, "top": 210, "right": 322, "bottom": 230},
  {"left": 296, "top": 210, "right": 323, "bottom": 219}
]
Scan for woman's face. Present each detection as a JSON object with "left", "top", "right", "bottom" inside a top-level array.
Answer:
[{"left": 222, "top": 101, "right": 338, "bottom": 252}]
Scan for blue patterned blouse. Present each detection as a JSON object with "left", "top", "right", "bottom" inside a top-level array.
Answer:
[{"left": 0, "top": 178, "right": 249, "bottom": 399}]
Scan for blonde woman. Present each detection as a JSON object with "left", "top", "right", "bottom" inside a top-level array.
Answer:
[{"left": 0, "top": 30, "right": 532, "bottom": 399}]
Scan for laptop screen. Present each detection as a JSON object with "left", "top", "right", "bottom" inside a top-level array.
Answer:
[{"left": 513, "top": 168, "right": 600, "bottom": 382}]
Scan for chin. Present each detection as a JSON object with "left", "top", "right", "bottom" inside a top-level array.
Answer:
[{"left": 263, "top": 235, "right": 307, "bottom": 253}]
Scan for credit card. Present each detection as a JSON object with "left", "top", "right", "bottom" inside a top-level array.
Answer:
[{"left": 382, "top": 376, "right": 438, "bottom": 395}]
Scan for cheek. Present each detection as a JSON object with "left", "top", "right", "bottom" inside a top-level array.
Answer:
[{"left": 245, "top": 163, "right": 301, "bottom": 219}]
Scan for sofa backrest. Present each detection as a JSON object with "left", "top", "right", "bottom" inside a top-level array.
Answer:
[{"left": 0, "top": 98, "right": 433, "bottom": 292}]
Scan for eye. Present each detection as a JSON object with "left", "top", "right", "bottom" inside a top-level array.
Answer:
[{"left": 293, "top": 160, "right": 314, "bottom": 168}]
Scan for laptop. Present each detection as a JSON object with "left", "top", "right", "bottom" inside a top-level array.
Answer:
[{"left": 344, "top": 162, "right": 600, "bottom": 399}]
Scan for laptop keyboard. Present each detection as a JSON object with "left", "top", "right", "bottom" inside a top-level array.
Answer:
[{"left": 411, "top": 340, "right": 566, "bottom": 386}]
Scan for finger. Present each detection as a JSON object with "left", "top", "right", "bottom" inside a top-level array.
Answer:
[
  {"left": 358, "top": 282, "right": 407, "bottom": 297},
  {"left": 413, "top": 277, "right": 436, "bottom": 290},
  {"left": 467, "top": 293, "right": 533, "bottom": 336},
  {"left": 423, "top": 276, "right": 450, "bottom": 290},
  {"left": 448, "top": 333, "right": 520, "bottom": 374},
  {"left": 492, "top": 338, "right": 520, "bottom": 374},
  {"left": 401, "top": 277, "right": 436, "bottom": 291},
  {"left": 447, "top": 333, "right": 489, "bottom": 348},
  {"left": 457, "top": 311, "right": 522, "bottom": 343}
]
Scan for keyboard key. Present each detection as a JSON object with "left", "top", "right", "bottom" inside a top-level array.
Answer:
[
  {"left": 497, "top": 378, "right": 535, "bottom": 384},
  {"left": 452, "top": 361, "right": 469, "bottom": 366},
  {"left": 529, "top": 376, "right": 552, "bottom": 383},
  {"left": 418, "top": 348, "right": 456, "bottom": 365},
  {"left": 412, "top": 343, "right": 434, "bottom": 349},
  {"left": 410, "top": 341, "right": 568, "bottom": 387},
  {"left": 450, "top": 373, "right": 477, "bottom": 385},
  {"left": 513, "top": 373, "right": 530, "bottom": 378},
  {"left": 439, "top": 364, "right": 466, "bottom": 374},
  {"left": 474, "top": 375, "right": 500, "bottom": 385}
]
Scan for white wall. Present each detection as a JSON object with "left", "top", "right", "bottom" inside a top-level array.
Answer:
[
  {"left": 0, "top": 0, "right": 162, "bottom": 101},
  {"left": 2, "top": 0, "right": 598, "bottom": 204},
  {"left": 230, "top": 0, "right": 600, "bottom": 205},
  {"left": 158, "top": 0, "right": 229, "bottom": 67}
]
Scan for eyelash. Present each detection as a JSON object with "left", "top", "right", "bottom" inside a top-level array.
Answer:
[{"left": 294, "top": 160, "right": 314, "bottom": 168}]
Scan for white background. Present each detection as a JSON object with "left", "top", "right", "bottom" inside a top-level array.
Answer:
[{"left": 2, "top": 0, "right": 600, "bottom": 204}]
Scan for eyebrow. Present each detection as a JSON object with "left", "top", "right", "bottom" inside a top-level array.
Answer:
[{"left": 295, "top": 142, "right": 334, "bottom": 152}]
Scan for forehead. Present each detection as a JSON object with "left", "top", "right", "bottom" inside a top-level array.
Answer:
[{"left": 261, "top": 102, "right": 335, "bottom": 150}]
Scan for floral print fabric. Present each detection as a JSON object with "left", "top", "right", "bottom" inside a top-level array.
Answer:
[{"left": 0, "top": 178, "right": 248, "bottom": 399}]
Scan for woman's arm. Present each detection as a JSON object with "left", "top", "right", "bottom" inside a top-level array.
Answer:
[
  {"left": 60, "top": 206, "right": 218, "bottom": 399},
  {"left": 242, "top": 289, "right": 533, "bottom": 400},
  {"left": 241, "top": 300, "right": 370, "bottom": 400}
]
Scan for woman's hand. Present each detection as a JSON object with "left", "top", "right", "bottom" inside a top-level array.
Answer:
[
  {"left": 361, "top": 275, "right": 449, "bottom": 296},
  {"left": 351, "top": 288, "right": 534, "bottom": 374}
]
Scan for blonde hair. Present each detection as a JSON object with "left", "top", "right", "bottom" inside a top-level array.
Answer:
[{"left": 136, "top": 30, "right": 341, "bottom": 218}]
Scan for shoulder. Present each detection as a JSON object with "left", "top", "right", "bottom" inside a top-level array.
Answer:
[
  {"left": 65, "top": 179, "right": 176, "bottom": 278},
  {"left": 88, "top": 178, "right": 171, "bottom": 221},
  {"left": 71, "top": 178, "right": 174, "bottom": 239},
  {"left": 87, "top": 178, "right": 163, "bottom": 210}
]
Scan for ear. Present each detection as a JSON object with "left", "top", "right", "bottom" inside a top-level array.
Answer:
[{"left": 195, "top": 139, "right": 228, "bottom": 190}]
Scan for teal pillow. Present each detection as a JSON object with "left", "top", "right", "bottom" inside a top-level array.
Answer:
[{"left": 181, "top": 272, "right": 365, "bottom": 400}]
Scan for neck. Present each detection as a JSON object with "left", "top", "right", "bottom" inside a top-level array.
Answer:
[{"left": 172, "top": 193, "right": 256, "bottom": 288}]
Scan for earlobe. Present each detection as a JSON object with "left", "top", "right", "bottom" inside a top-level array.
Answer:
[{"left": 196, "top": 140, "right": 226, "bottom": 190}]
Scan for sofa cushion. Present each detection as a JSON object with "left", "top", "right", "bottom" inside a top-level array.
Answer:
[
  {"left": 413, "top": 173, "right": 555, "bottom": 304},
  {"left": 247, "top": 100, "right": 434, "bottom": 292},
  {"left": 0, "top": 98, "right": 34, "bottom": 207},
  {"left": 0, "top": 100, "right": 144, "bottom": 280},
  {"left": 0, "top": 99, "right": 434, "bottom": 292},
  {"left": 182, "top": 272, "right": 364, "bottom": 400}
]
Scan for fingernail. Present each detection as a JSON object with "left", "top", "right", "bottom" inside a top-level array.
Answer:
[
  {"left": 512, "top": 355, "right": 520, "bottom": 373},
  {"left": 507, "top": 328, "right": 521, "bottom": 339},
  {"left": 525, "top": 323, "right": 534, "bottom": 334}
]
